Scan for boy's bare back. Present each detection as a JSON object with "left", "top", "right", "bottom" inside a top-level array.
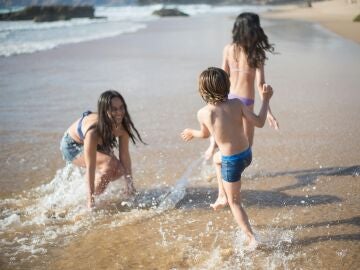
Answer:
[
  {"left": 198, "top": 99, "right": 250, "bottom": 156},
  {"left": 181, "top": 67, "right": 272, "bottom": 156}
]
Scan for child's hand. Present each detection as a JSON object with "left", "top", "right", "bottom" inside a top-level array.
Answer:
[
  {"left": 181, "top": 129, "right": 193, "bottom": 141},
  {"left": 87, "top": 195, "right": 95, "bottom": 209},
  {"left": 267, "top": 113, "right": 279, "bottom": 130},
  {"left": 124, "top": 175, "right": 136, "bottom": 196},
  {"left": 261, "top": 84, "right": 273, "bottom": 101}
]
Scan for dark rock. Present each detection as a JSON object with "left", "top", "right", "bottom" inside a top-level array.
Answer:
[
  {"left": 354, "top": 14, "right": 360, "bottom": 22},
  {"left": 152, "top": 8, "right": 189, "bottom": 17},
  {"left": 0, "top": 5, "right": 96, "bottom": 22}
]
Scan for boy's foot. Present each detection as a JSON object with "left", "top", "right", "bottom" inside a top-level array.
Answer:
[{"left": 210, "top": 197, "right": 228, "bottom": 210}]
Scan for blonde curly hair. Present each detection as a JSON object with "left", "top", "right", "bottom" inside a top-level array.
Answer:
[{"left": 198, "top": 67, "right": 230, "bottom": 105}]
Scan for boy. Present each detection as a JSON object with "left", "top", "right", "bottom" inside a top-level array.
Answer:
[{"left": 181, "top": 67, "right": 273, "bottom": 245}]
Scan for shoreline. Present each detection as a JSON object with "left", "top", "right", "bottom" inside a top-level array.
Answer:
[{"left": 263, "top": 0, "right": 360, "bottom": 44}]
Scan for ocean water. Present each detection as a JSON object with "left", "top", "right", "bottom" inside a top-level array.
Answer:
[{"left": 0, "top": 4, "right": 269, "bottom": 57}]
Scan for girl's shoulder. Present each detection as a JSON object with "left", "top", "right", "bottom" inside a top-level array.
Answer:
[
  {"left": 224, "top": 43, "right": 234, "bottom": 52},
  {"left": 82, "top": 113, "right": 98, "bottom": 134},
  {"left": 84, "top": 113, "right": 98, "bottom": 124},
  {"left": 113, "top": 124, "right": 128, "bottom": 138}
]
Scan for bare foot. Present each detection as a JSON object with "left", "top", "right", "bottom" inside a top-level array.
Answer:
[
  {"left": 210, "top": 196, "right": 228, "bottom": 210},
  {"left": 246, "top": 235, "right": 259, "bottom": 251}
]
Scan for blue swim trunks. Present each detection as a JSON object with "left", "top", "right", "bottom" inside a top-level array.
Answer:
[
  {"left": 60, "top": 132, "right": 84, "bottom": 163},
  {"left": 221, "top": 148, "right": 252, "bottom": 182}
]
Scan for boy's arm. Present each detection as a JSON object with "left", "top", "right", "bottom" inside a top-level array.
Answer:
[
  {"left": 242, "top": 84, "right": 273, "bottom": 128},
  {"left": 181, "top": 109, "right": 210, "bottom": 141}
]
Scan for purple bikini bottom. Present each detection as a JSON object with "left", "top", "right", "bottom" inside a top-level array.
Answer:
[{"left": 228, "top": 93, "right": 254, "bottom": 106}]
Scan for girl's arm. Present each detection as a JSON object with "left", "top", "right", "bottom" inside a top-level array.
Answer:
[
  {"left": 256, "top": 65, "right": 279, "bottom": 130},
  {"left": 242, "top": 84, "right": 272, "bottom": 128},
  {"left": 119, "top": 132, "right": 131, "bottom": 176},
  {"left": 255, "top": 65, "right": 265, "bottom": 93},
  {"left": 221, "top": 45, "right": 230, "bottom": 75},
  {"left": 83, "top": 130, "right": 98, "bottom": 208},
  {"left": 267, "top": 106, "right": 279, "bottom": 130},
  {"left": 119, "top": 132, "right": 135, "bottom": 195}
]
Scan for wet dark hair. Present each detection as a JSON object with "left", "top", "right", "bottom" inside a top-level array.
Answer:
[
  {"left": 198, "top": 67, "right": 230, "bottom": 105},
  {"left": 95, "top": 90, "right": 145, "bottom": 151},
  {"left": 232, "top": 12, "right": 274, "bottom": 68}
]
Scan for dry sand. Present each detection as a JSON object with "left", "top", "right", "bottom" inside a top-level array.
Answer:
[{"left": 263, "top": 0, "right": 360, "bottom": 44}]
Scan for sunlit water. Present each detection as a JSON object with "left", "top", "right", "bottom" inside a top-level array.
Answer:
[{"left": 2, "top": 155, "right": 358, "bottom": 269}]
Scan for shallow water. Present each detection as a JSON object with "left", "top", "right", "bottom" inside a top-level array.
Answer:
[
  {"left": 2, "top": 161, "right": 359, "bottom": 269},
  {"left": 1, "top": 11, "right": 360, "bottom": 270}
]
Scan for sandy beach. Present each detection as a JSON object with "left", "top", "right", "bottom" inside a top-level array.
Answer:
[
  {"left": 263, "top": 0, "right": 360, "bottom": 44},
  {"left": 0, "top": 6, "right": 360, "bottom": 270}
]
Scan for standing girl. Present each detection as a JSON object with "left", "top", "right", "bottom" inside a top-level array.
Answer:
[
  {"left": 206, "top": 12, "right": 279, "bottom": 209},
  {"left": 60, "top": 90, "right": 145, "bottom": 208}
]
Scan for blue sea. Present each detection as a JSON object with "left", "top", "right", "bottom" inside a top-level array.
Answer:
[{"left": 0, "top": 4, "right": 269, "bottom": 57}]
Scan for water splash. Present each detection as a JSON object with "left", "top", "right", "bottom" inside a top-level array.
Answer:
[
  {"left": 0, "top": 164, "right": 114, "bottom": 263},
  {"left": 156, "top": 157, "right": 203, "bottom": 211}
]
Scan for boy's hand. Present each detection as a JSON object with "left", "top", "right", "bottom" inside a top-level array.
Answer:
[
  {"left": 261, "top": 84, "right": 273, "bottom": 101},
  {"left": 181, "top": 129, "right": 193, "bottom": 141}
]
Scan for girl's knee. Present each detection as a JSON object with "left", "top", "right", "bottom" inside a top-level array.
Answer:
[{"left": 101, "top": 158, "right": 123, "bottom": 181}]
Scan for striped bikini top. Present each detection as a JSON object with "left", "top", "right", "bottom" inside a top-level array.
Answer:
[{"left": 77, "top": 110, "right": 92, "bottom": 141}]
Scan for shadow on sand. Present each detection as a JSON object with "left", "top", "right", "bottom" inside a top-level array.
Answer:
[
  {"left": 108, "top": 165, "right": 359, "bottom": 246},
  {"left": 249, "top": 165, "right": 360, "bottom": 192},
  {"left": 285, "top": 216, "right": 360, "bottom": 230},
  {"left": 177, "top": 165, "right": 360, "bottom": 209},
  {"left": 291, "top": 233, "right": 360, "bottom": 246},
  {"left": 115, "top": 165, "right": 359, "bottom": 212},
  {"left": 177, "top": 187, "right": 341, "bottom": 209}
]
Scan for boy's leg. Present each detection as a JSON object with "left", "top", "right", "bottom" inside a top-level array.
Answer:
[
  {"left": 210, "top": 151, "right": 228, "bottom": 210},
  {"left": 222, "top": 180, "right": 255, "bottom": 244}
]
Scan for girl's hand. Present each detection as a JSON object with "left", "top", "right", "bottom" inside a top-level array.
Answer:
[
  {"left": 181, "top": 129, "right": 193, "bottom": 141},
  {"left": 267, "top": 113, "right": 279, "bottom": 130},
  {"left": 87, "top": 196, "right": 95, "bottom": 209},
  {"left": 124, "top": 175, "right": 136, "bottom": 196},
  {"left": 261, "top": 84, "right": 273, "bottom": 101}
]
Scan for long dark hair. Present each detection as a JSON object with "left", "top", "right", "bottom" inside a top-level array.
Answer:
[
  {"left": 232, "top": 12, "right": 274, "bottom": 68},
  {"left": 96, "top": 90, "right": 145, "bottom": 151}
]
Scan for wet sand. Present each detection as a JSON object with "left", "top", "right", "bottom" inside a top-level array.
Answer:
[
  {"left": 0, "top": 11, "right": 360, "bottom": 270},
  {"left": 263, "top": 0, "right": 360, "bottom": 44}
]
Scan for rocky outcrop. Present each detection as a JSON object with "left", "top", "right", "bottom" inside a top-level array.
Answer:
[
  {"left": 0, "top": 5, "right": 96, "bottom": 22},
  {"left": 152, "top": 8, "right": 189, "bottom": 17},
  {"left": 139, "top": 0, "right": 319, "bottom": 5}
]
